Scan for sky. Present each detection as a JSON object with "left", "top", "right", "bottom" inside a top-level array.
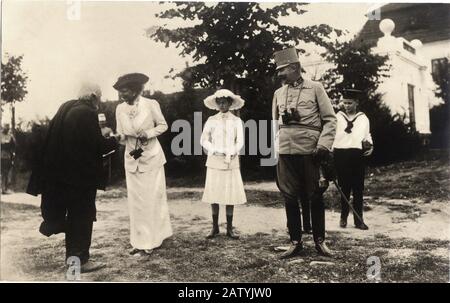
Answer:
[{"left": 2, "top": 0, "right": 375, "bottom": 122}]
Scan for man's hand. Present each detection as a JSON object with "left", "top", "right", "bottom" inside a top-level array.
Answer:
[
  {"left": 318, "top": 177, "right": 329, "bottom": 194},
  {"left": 362, "top": 140, "right": 373, "bottom": 157},
  {"left": 312, "top": 145, "right": 329, "bottom": 162},
  {"left": 363, "top": 146, "right": 373, "bottom": 156}
]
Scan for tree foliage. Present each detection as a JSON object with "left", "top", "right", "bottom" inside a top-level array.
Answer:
[
  {"left": 433, "top": 58, "right": 449, "bottom": 105},
  {"left": 1, "top": 54, "right": 28, "bottom": 131},
  {"left": 150, "top": 2, "right": 341, "bottom": 118},
  {"left": 430, "top": 58, "right": 449, "bottom": 148},
  {"left": 322, "top": 42, "right": 390, "bottom": 101},
  {"left": 1, "top": 54, "right": 28, "bottom": 104}
]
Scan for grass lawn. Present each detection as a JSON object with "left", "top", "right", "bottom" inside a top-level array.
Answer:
[
  {"left": 1, "top": 157, "right": 449, "bottom": 282},
  {"left": 1, "top": 201, "right": 448, "bottom": 282}
]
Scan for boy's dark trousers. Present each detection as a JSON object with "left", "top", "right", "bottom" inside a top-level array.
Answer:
[{"left": 333, "top": 148, "right": 365, "bottom": 226}]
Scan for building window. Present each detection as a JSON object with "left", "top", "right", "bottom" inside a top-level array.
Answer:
[
  {"left": 431, "top": 57, "right": 449, "bottom": 82},
  {"left": 407, "top": 84, "right": 416, "bottom": 129},
  {"left": 403, "top": 42, "right": 416, "bottom": 54}
]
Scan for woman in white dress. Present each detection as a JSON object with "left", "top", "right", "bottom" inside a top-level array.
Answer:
[
  {"left": 200, "top": 89, "right": 247, "bottom": 239},
  {"left": 114, "top": 73, "right": 172, "bottom": 256}
]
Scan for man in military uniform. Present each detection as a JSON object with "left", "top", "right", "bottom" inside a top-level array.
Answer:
[{"left": 272, "top": 47, "right": 337, "bottom": 258}]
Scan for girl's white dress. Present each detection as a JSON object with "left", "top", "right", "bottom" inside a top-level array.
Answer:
[
  {"left": 200, "top": 111, "right": 247, "bottom": 205},
  {"left": 116, "top": 97, "right": 173, "bottom": 250}
]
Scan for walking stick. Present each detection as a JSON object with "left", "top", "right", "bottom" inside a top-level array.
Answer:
[
  {"left": 320, "top": 153, "right": 368, "bottom": 229},
  {"left": 331, "top": 179, "right": 368, "bottom": 229}
]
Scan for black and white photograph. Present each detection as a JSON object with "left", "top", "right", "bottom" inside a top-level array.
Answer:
[{"left": 0, "top": 0, "right": 449, "bottom": 285}]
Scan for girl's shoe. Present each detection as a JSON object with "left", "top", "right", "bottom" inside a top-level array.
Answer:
[
  {"left": 143, "top": 249, "right": 153, "bottom": 255},
  {"left": 226, "top": 227, "right": 240, "bottom": 239},
  {"left": 206, "top": 227, "right": 219, "bottom": 239}
]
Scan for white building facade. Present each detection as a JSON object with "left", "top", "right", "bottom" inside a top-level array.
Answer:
[{"left": 302, "top": 3, "right": 450, "bottom": 136}]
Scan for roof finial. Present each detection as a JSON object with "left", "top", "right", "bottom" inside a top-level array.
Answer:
[{"left": 379, "top": 19, "right": 395, "bottom": 37}]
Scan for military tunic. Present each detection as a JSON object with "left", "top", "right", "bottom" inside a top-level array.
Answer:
[{"left": 272, "top": 78, "right": 336, "bottom": 154}]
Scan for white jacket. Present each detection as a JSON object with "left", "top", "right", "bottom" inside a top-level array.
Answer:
[
  {"left": 200, "top": 112, "right": 244, "bottom": 170},
  {"left": 116, "top": 98, "right": 167, "bottom": 172}
]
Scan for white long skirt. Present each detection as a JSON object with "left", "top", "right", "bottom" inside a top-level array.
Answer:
[
  {"left": 126, "top": 167, "right": 173, "bottom": 250},
  {"left": 202, "top": 168, "right": 247, "bottom": 205}
]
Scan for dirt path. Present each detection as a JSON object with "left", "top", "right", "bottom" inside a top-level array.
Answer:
[
  {"left": 1, "top": 183, "right": 449, "bottom": 281},
  {"left": 166, "top": 182, "right": 450, "bottom": 241}
]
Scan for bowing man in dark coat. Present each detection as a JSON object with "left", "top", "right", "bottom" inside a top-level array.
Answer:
[{"left": 27, "top": 82, "right": 118, "bottom": 273}]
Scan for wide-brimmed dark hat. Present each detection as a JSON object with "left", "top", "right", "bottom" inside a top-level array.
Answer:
[{"left": 113, "top": 73, "right": 149, "bottom": 90}]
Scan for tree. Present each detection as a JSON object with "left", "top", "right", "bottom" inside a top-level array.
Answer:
[
  {"left": 433, "top": 58, "right": 449, "bottom": 105},
  {"left": 321, "top": 42, "right": 390, "bottom": 101},
  {"left": 149, "top": 2, "right": 344, "bottom": 175},
  {"left": 150, "top": 2, "right": 342, "bottom": 120},
  {"left": 430, "top": 58, "right": 449, "bottom": 148},
  {"left": 1, "top": 54, "right": 28, "bottom": 133}
]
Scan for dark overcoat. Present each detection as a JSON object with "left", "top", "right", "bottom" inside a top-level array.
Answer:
[{"left": 27, "top": 99, "right": 117, "bottom": 236}]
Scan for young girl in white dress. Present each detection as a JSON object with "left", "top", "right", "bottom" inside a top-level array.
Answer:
[{"left": 200, "top": 89, "right": 247, "bottom": 239}]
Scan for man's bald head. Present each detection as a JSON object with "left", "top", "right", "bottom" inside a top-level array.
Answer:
[{"left": 78, "top": 82, "right": 102, "bottom": 110}]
